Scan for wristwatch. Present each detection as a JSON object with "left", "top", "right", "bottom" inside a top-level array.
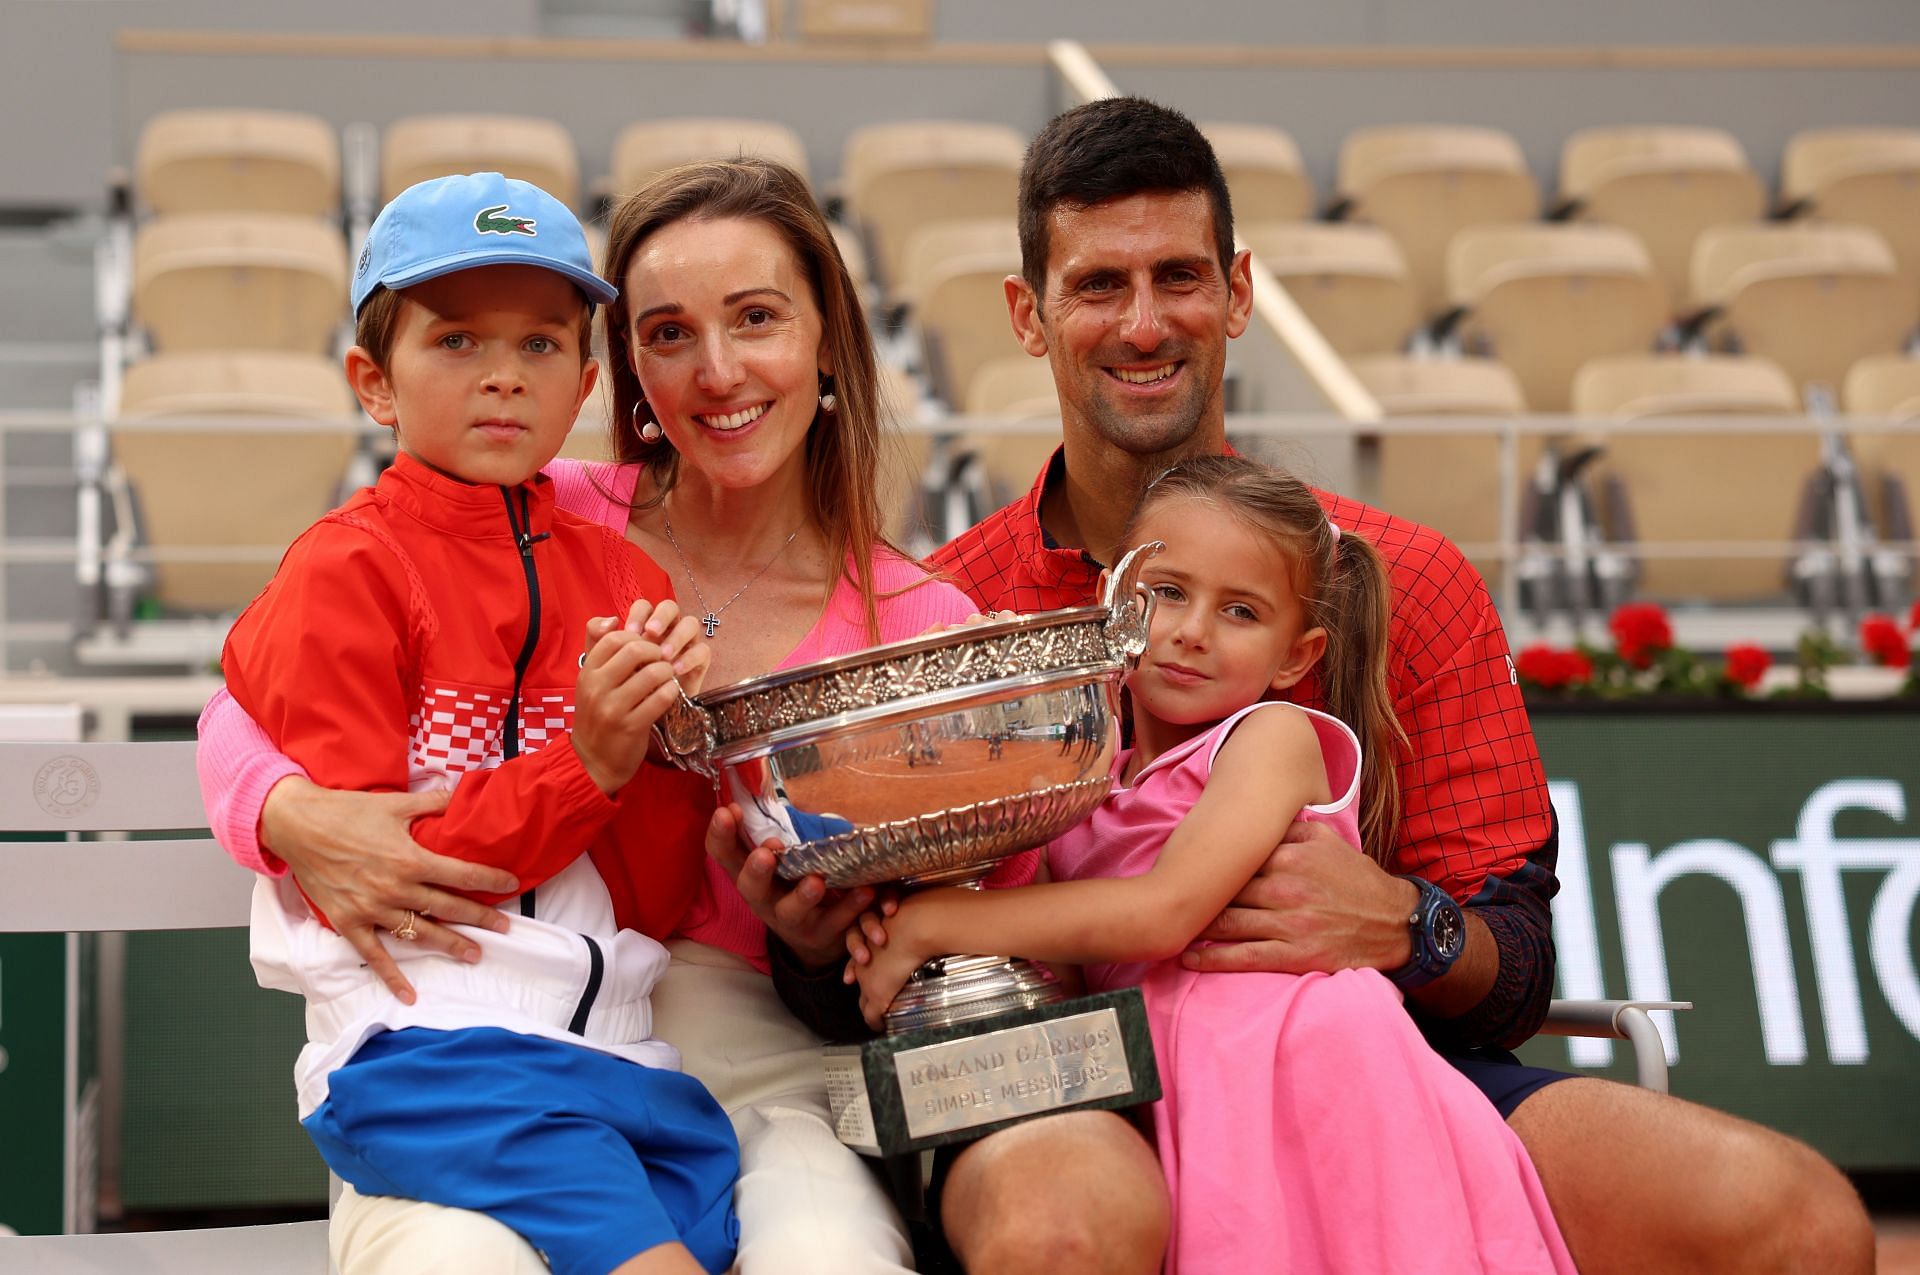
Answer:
[{"left": 1385, "top": 876, "right": 1466, "bottom": 991}]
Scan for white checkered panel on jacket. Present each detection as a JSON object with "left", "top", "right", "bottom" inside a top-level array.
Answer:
[{"left": 407, "top": 682, "right": 577, "bottom": 787}]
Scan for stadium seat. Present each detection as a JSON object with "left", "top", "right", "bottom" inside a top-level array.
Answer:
[
  {"left": 610, "top": 118, "right": 811, "bottom": 193},
  {"left": 832, "top": 223, "right": 873, "bottom": 294},
  {"left": 1690, "top": 223, "right": 1918, "bottom": 399},
  {"left": 381, "top": 114, "right": 580, "bottom": 207},
  {"left": 896, "top": 218, "right": 1023, "bottom": 405},
  {"left": 1557, "top": 125, "right": 1764, "bottom": 305},
  {"left": 1841, "top": 353, "right": 1920, "bottom": 544},
  {"left": 796, "top": 0, "right": 931, "bottom": 41},
  {"left": 135, "top": 108, "right": 341, "bottom": 217},
  {"left": 966, "top": 356, "right": 1058, "bottom": 420},
  {"left": 132, "top": 213, "right": 348, "bottom": 354},
  {"left": 114, "top": 351, "right": 360, "bottom": 613},
  {"left": 1781, "top": 127, "right": 1920, "bottom": 283},
  {"left": 1241, "top": 221, "right": 1419, "bottom": 357},
  {"left": 1447, "top": 223, "right": 1669, "bottom": 411},
  {"left": 1333, "top": 124, "right": 1539, "bottom": 316},
  {"left": 1349, "top": 355, "right": 1530, "bottom": 584},
  {"left": 1201, "top": 122, "right": 1314, "bottom": 222},
  {"left": 841, "top": 122, "right": 1024, "bottom": 292},
  {"left": 1572, "top": 353, "right": 1809, "bottom": 601}
]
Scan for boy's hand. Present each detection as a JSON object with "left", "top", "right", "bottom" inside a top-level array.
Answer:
[
  {"left": 572, "top": 618, "right": 677, "bottom": 796},
  {"left": 629, "top": 598, "right": 712, "bottom": 696}
]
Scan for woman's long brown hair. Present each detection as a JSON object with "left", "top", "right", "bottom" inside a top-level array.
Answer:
[
  {"left": 1123, "top": 455, "right": 1405, "bottom": 863},
  {"left": 599, "top": 157, "right": 893, "bottom": 640}
]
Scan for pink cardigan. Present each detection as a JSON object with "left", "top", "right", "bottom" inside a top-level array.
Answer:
[{"left": 197, "top": 459, "right": 991, "bottom": 971}]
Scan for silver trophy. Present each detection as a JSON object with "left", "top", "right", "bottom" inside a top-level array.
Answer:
[{"left": 655, "top": 542, "right": 1164, "bottom": 1155}]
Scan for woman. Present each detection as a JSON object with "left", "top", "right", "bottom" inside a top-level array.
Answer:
[{"left": 198, "top": 158, "right": 985, "bottom": 1273}]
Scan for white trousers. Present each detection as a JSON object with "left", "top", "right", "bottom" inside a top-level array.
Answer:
[{"left": 330, "top": 940, "right": 915, "bottom": 1274}]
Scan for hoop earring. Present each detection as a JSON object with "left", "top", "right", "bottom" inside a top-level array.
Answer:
[
  {"left": 633, "top": 401, "right": 663, "bottom": 444},
  {"left": 818, "top": 375, "right": 837, "bottom": 416}
]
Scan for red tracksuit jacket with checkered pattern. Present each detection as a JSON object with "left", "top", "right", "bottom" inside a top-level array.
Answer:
[{"left": 221, "top": 451, "right": 711, "bottom": 942}]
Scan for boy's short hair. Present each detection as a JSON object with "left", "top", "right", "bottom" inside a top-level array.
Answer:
[
  {"left": 1017, "top": 98, "right": 1235, "bottom": 299},
  {"left": 350, "top": 170, "right": 612, "bottom": 369}
]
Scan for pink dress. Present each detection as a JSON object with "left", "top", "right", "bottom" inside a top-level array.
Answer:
[{"left": 1046, "top": 702, "right": 1576, "bottom": 1275}]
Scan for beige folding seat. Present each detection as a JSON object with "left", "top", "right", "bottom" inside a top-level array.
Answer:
[
  {"left": 831, "top": 224, "right": 872, "bottom": 294},
  {"left": 132, "top": 213, "right": 348, "bottom": 354},
  {"left": 1201, "top": 123, "right": 1313, "bottom": 223},
  {"left": 1447, "top": 223, "right": 1668, "bottom": 411},
  {"left": 956, "top": 356, "right": 1062, "bottom": 511},
  {"left": 1841, "top": 354, "right": 1920, "bottom": 539},
  {"left": 897, "top": 219, "right": 1024, "bottom": 405},
  {"left": 136, "top": 109, "right": 340, "bottom": 217},
  {"left": 1334, "top": 125, "right": 1539, "bottom": 315},
  {"left": 1690, "top": 223, "right": 1918, "bottom": 398},
  {"left": 875, "top": 363, "right": 931, "bottom": 542},
  {"left": 116, "top": 351, "right": 360, "bottom": 612},
  {"left": 841, "top": 122, "right": 1024, "bottom": 291},
  {"left": 797, "top": 0, "right": 931, "bottom": 40},
  {"left": 1557, "top": 126, "right": 1764, "bottom": 305},
  {"left": 1572, "top": 354, "right": 1807, "bottom": 601},
  {"left": 1241, "top": 221, "right": 1419, "bottom": 357},
  {"left": 1348, "top": 356, "right": 1528, "bottom": 583},
  {"left": 382, "top": 115, "right": 580, "bottom": 208},
  {"left": 610, "top": 119, "right": 810, "bottom": 194},
  {"left": 1782, "top": 128, "right": 1920, "bottom": 283}
]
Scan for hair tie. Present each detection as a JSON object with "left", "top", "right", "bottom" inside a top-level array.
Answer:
[{"left": 1328, "top": 519, "right": 1343, "bottom": 543}]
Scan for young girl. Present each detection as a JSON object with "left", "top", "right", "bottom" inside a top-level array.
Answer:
[{"left": 847, "top": 455, "right": 1576, "bottom": 1274}]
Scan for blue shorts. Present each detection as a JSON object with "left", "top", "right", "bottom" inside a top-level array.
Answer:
[
  {"left": 304, "top": 1027, "right": 740, "bottom": 1275},
  {"left": 1436, "top": 1044, "right": 1574, "bottom": 1118}
]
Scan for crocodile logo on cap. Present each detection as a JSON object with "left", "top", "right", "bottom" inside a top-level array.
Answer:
[{"left": 474, "top": 205, "right": 538, "bottom": 236}]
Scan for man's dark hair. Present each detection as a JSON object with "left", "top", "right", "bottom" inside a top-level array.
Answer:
[{"left": 1016, "top": 97, "right": 1234, "bottom": 300}]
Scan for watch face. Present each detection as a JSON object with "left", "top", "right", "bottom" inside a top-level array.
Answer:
[{"left": 1432, "top": 903, "right": 1465, "bottom": 959}]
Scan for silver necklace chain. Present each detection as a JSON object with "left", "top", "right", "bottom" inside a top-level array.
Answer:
[{"left": 661, "top": 517, "right": 801, "bottom": 638}]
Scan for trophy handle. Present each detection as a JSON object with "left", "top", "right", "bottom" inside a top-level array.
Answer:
[
  {"left": 1102, "top": 539, "right": 1163, "bottom": 666},
  {"left": 652, "top": 685, "right": 718, "bottom": 779}
]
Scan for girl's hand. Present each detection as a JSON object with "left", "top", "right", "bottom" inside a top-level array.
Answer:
[
  {"left": 842, "top": 905, "right": 898, "bottom": 967},
  {"left": 572, "top": 616, "right": 680, "bottom": 795},
  {"left": 849, "top": 921, "right": 929, "bottom": 1030},
  {"left": 258, "top": 775, "right": 515, "bottom": 1005}
]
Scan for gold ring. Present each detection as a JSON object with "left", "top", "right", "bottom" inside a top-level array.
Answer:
[{"left": 391, "top": 910, "right": 419, "bottom": 942}]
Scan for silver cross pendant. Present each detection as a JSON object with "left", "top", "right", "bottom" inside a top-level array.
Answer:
[{"left": 701, "top": 612, "right": 721, "bottom": 638}]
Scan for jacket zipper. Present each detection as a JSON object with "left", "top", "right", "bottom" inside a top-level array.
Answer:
[
  {"left": 498, "top": 485, "right": 601, "bottom": 1033},
  {"left": 499, "top": 485, "right": 548, "bottom": 761}
]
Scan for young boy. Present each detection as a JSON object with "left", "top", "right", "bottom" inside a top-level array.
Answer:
[{"left": 219, "top": 172, "right": 738, "bottom": 1275}]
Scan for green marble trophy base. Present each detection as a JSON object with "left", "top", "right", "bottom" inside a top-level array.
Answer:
[{"left": 822, "top": 986, "right": 1160, "bottom": 1158}]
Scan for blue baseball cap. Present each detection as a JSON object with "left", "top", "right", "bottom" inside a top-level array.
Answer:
[{"left": 351, "top": 171, "right": 618, "bottom": 315}]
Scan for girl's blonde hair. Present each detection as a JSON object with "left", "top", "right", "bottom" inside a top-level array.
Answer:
[
  {"left": 599, "top": 157, "right": 893, "bottom": 641},
  {"left": 1123, "top": 455, "right": 1405, "bottom": 863}
]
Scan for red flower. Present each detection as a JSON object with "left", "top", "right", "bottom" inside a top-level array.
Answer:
[
  {"left": 1860, "top": 614, "right": 1912, "bottom": 669},
  {"left": 1723, "top": 643, "right": 1771, "bottom": 690},
  {"left": 1609, "top": 602, "right": 1674, "bottom": 670},
  {"left": 1909, "top": 599, "right": 1920, "bottom": 633},
  {"left": 1516, "top": 643, "right": 1592, "bottom": 690}
]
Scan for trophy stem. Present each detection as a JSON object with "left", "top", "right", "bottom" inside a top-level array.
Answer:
[{"left": 883, "top": 952, "right": 1068, "bottom": 1035}]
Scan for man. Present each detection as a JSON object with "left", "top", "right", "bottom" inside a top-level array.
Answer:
[{"left": 762, "top": 97, "right": 1872, "bottom": 1274}]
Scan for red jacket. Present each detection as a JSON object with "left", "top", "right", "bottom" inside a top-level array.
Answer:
[{"left": 222, "top": 451, "right": 711, "bottom": 941}]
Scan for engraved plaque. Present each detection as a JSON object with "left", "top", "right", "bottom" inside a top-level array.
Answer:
[
  {"left": 818, "top": 987, "right": 1159, "bottom": 1157},
  {"left": 823, "top": 1047, "right": 879, "bottom": 1155},
  {"left": 894, "top": 1008, "right": 1133, "bottom": 1139}
]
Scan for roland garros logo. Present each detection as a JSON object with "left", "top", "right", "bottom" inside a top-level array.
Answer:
[{"left": 34, "top": 755, "right": 99, "bottom": 818}]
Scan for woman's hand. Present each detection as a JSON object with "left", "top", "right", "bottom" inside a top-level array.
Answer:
[
  {"left": 258, "top": 775, "right": 519, "bottom": 1005},
  {"left": 918, "top": 610, "right": 1020, "bottom": 637},
  {"left": 702, "top": 804, "right": 889, "bottom": 969}
]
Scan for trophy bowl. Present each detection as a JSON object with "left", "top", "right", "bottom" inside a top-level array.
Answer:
[
  {"left": 653, "top": 543, "right": 1166, "bottom": 1155},
  {"left": 653, "top": 541, "right": 1161, "bottom": 894}
]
